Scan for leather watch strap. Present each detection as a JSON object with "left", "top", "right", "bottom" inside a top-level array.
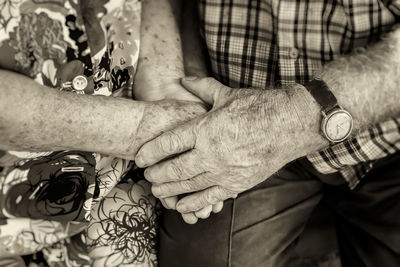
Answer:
[{"left": 303, "top": 78, "right": 338, "bottom": 113}]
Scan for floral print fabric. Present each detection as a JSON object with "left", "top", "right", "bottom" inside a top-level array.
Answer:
[{"left": 0, "top": 0, "right": 158, "bottom": 266}]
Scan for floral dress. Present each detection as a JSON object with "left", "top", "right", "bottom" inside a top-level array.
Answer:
[{"left": 0, "top": 0, "right": 158, "bottom": 266}]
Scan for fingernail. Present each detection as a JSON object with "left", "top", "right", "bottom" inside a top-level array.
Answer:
[
  {"left": 176, "top": 203, "right": 186, "bottom": 213},
  {"left": 182, "top": 213, "right": 198, "bottom": 224},
  {"left": 162, "top": 199, "right": 170, "bottom": 209},
  {"left": 182, "top": 76, "right": 198, "bottom": 82},
  {"left": 143, "top": 168, "right": 152, "bottom": 182},
  {"left": 164, "top": 198, "right": 177, "bottom": 210},
  {"left": 160, "top": 199, "right": 170, "bottom": 209},
  {"left": 135, "top": 154, "right": 145, "bottom": 167},
  {"left": 151, "top": 186, "right": 162, "bottom": 197}
]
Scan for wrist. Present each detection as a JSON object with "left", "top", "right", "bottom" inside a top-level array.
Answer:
[
  {"left": 264, "top": 84, "right": 328, "bottom": 159},
  {"left": 81, "top": 97, "right": 146, "bottom": 159},
  {"left": 131, "top": 99, "right": 207, "bottom": 157},
  {"left": 290, "top": 84, "right": 329, "bottom": 154},
  {"left": 134, "top": 66, "right": 203, "bottom": 103}
]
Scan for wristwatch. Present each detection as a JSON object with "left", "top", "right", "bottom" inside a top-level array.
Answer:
[{"left": 303, "top": 78, "right": 353, "bottom": 143}]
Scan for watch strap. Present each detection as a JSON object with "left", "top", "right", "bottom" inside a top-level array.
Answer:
[{"left": 303, "top": 78, "right": 338, "bottom": 113}]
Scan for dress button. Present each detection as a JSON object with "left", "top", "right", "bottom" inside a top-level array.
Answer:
[
  {"left": 72, "top": 75, "right": 88, "bottom": 91},
  {"left": 289, "top": 48, "right": 299, "bottom": 59}
]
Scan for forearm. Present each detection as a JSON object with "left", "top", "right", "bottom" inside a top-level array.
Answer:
[
  {"left": 134, "top": 0, "right": 207, "bottom": 102},
  {"left": 0, "top": 69, "right": 144, "bottom": 156},
  {"left": 287, "top": 27, "right": 400, "bottom": 155},
  {"left": 321, "top": 33, "right": 400, "bottom": 128},
  {"left": 138, "top": 0, "right": 184, "bottom": 79},
  {"left": 0, "top": 70, "right": 205, "bottom": 159},
  {"left": 135, "top": 0, "right": 192, "bottom": 101}
]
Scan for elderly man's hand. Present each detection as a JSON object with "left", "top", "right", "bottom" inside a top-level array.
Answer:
[
  {"left": 135, "top": 77, "right": 323, "bottom": 214},
  {"left": 134, "top": 75, "right": 224, "bottom": 223}
]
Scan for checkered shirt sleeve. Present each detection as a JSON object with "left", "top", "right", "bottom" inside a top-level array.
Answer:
[{"left": 198, "top": 0, "right": 400, "bottom": 188}]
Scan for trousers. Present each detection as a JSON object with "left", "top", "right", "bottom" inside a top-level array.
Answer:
[{"left": 159, "top": 153, "right": 400, "bottom": 267}]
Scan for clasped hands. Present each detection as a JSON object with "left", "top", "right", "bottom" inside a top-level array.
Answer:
[{"left": 136, "top": 77, "right": 317, "bottom": 224}]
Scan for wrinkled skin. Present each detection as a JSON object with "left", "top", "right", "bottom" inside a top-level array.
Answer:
[
  {"left": 135, "top": 77, "right": 319, "bottom": 214},
  {"left": 134, "top": 84, "right": 224, "bottom": 222}
]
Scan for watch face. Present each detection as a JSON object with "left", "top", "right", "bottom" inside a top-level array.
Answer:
[{"left": 324, "top": 110, "right": 353, "bottom": 142}]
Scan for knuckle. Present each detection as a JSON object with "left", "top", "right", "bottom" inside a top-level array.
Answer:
[
  {"left": 201, "top": 172, "right": 215, "bottom": 183},
  {"left": 174, "top": 180, "right": 195, "bottom": 196},
  {"left": 182, "top": 179, "right": 198, "bottom": 192},
  {"left": 162, "top": 183, "right": 176, "bottom": 196},
  {"left": 157, "top": 134, "right": 172, "bottom": 154},
  {"left": 214, "top": 187, "right": 233, "bottom": 203},
  {"left": 193, "top": 196, "right": 208, "bottom": 209},
  {"left": 206, "top": 189, "right": 220, "bottom": 204},
  {"left": 166, "top": 183, "right": 182, "bottom": 196},
  {"left": 154, "top": 183, "right": 175, "bottom": 197},
  {"left": 168, "top": 159, "right": 184, "bottom": 180},
  {"left": 158, "top": 131, "right": 182, "bottom": 155}
]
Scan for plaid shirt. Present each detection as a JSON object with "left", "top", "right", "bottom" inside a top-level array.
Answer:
[{"left": 198, "top": 0, "right": 400, "bottom": 189}]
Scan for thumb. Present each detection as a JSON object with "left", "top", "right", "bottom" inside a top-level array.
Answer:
[{"left": 181, "top": 77, "right": 228, "bottom": 106}]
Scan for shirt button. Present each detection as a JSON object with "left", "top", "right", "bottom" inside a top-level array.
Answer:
[
  {"left": 289, "top": 48, "right": 299, "bottom": 59},
  {"left": 72, "top": 75, "right": 88, "bottom": 91}
]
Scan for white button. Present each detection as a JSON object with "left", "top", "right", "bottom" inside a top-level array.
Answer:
[
  {"left": 289, "top": 48, "right": 299, "bottom": 59},
  {"left": 72, "top": 75, "right": 88, "bottom": 91}
]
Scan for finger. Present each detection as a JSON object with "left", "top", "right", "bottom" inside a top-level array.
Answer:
[
  {"left": 163, "top": 196, "right": 178, "bottom": 210},
  {"left": 159, "top": 198, "right": 169, "bottom": 209},
  {"left": 151, "top": 173, "right": 212, "bottom": 198},
  {"left": 194, "top": 205, "right": 212, "bottom": 219},
  {"left": 212, "top": 202, "right": 224, "bottom": 213},
  {"left": 176, "top": 186, "right": 235, "bottom": 213},
  {"left": 135, "top": 124, "right": 197, "bottom": 168},
  {"left": 181, "top": 212, "right": 198, "bottom": 224},
  {"left": 181, "top": 77, "right": 227, "bottom": 106},
  {"left": 160, "top": 196, "right": 178, "bottom": 210},
  {"left": 144, "top": 150, "right": 202, "bottom": 183}
]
